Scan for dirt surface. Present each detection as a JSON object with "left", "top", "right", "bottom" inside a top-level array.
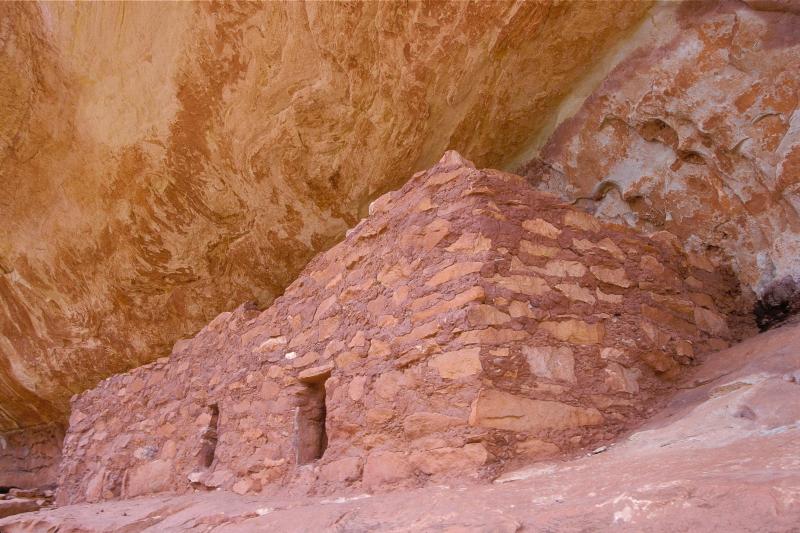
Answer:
[{"left": 3, "top": 318, "right": 798, "bottom": 532}]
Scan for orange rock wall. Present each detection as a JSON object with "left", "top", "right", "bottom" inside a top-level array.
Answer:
[
  {"left": 0, "top": 1, "right": 652, "bottom": 433},
  {"left": 56, "top": 155, "right": 747, "bottom": 504}
]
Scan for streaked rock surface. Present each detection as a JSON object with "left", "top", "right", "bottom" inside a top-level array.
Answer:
[{"left": 0, "top": 1, "right": 651, "bottom": 431}]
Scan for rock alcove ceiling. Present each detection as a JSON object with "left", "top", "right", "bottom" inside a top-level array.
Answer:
[{"left": 0, "top": 0, "right": 798, "bottom": 478}]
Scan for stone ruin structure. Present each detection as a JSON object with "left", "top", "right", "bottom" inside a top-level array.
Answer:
[
  {"left": 55, "top": 152, "right": 748, "bottom": 505},
  {"left": 0, "top": 425, "right": 63, "bottom": 490}
]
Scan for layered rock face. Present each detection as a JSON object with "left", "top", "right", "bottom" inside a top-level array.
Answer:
[
  {"left": 56, "top": 154, "right": 748, "bottom": 504},
  {"left": 0, "top": 1, "right": 651, "bottom": 435},
  {"left": 520, "top": 1, "right": 800, "bottom": 306}
]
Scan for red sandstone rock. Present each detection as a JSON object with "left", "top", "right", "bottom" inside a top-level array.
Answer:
[{"left": 0, "top": 498, "right": 42, "bottom": 519}]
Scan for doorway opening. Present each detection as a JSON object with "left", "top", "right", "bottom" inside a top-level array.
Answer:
[{"left": 295, "top": 374, "right": 330, "bottom": 465}]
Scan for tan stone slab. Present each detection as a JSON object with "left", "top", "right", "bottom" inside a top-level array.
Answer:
[{"left": 469, "top": 389, "right": 603, "bottom": 431}]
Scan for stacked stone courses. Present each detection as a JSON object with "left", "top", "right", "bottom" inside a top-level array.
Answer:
[{"left": 56, "top": 152, "right": 746, "bottom": 504}]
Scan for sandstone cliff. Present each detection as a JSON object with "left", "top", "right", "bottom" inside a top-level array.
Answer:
[
  {"left": 0, "top": 1, "right": 651, "bottom": 432},
  {"left": 521, "top": 1, "right": 800, "bottom": 309},
  {"left": 1, "top": 0, "right": 799, "bottom": 495}
]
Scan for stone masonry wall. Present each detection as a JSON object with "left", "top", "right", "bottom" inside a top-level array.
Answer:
[
  {"left": 0, "top": 424, "right": 63, "bottom": 489},
  {"left": 56, "top": 152, "right": 749, "bottom": 504}
]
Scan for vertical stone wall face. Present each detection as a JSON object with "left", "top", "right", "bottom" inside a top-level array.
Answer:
[
  {"left": 56, "top": 152, "right": 748, "bottom": 504},
  {"left": 0, "top": 424, "right": 64, "bottom": 489}
]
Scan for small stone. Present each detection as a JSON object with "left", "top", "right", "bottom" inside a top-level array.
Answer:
[
  {"left": 469, "top": 389, "right": 603, "bottom": 431},
  {"left": 596, "top": 287, "right": 623, "bottom": 304},
  {"left": 467, "top": 304, "right": 511, "bottom": 326},
  {"left": 368, "top": 339, "right": 391, "bottom": 358},
  {"left": 523, "top": 346, "right": 576, "bottom": 383},
  {"left": 520, "top": 240, "right": 560, "bottom": 257},
  {"left": 418, "top": 218, "right": 451, "bottom": 250},
  {"left": 232, "top": 478, "right": 253, "bottom": 495},
  {"left": 362, "top": 452, "right": 412, "bottom": 489},
  {"left": 533, "top": 260, "right": 587, "bottom": 278},
  {"left": 600, "top": 347, "right": 626, "bottom": 362},
  {"left": 313, "top": 295, "right": 338, "bottom": 321},
  {"left": 687, "top": 252, "right": 715, "bottom": 272},
  {"left": 409, "top": 443, "right": 487, "bottom": 475},
  {"left": 515, "top": 438, "right": 560, "bottom": 459},
  {"left": 590, "top": 266, "right": 631, "bottom": 288},
  {"left": 373, "top": 371, "right": 407, "bottom": 399},
  {"left": 651, "top": 293, "right": 694, "bottom": 315},
  {"left": 403, "top": 412, "right": 464, "bottom": 439},
  {"left": 457, "top": 328, "right": 529, "bottom": 345},
  {"left": 126, "top": 459, "right": 172, "bottom": 497},
  {"left": 685, "top": 276, "right": 704, "bottom": 290},
  {"left": 291, "top": 351, "right": 319, "bottom": 368},
  {"left": 415, "top": 197, "right": 434, "bottom": 212},
  {"left": 540, "top": 319, "right": 605, "bottom": 345},
  {"left": 429, "top": 348, "right": 482, "bottom": 379},
  {"left": 425, "top": 261, "right": 483, "bottom": 287},
  {"left": 491, "top": 275, "right": 550, "bottom": 296},
  {"left": 640, "top": 350, "right": 680, "bottom": 377},
  {"left": 349, "top": 330, "right": 368, "bottom": 348},
  {"left": 675, "top": 340, "right": 694, "bottom": 360},
  {"left": 298, "top": 363, "right": 334, "bottom": 383},
  {"left": 336, "top": 351, "right": 362, "bottom": 368},
  {"left": 639, "top": 255, "right": 665, "bottom": 275},
  {"left": 319, "top": 457, "right": 362, "bottom": 483},
  {"left": 563, "top": 210, "right": 601, "bottom": 231},
  {"left": 508, "top": 300, "right": 535, "bottom": 318},
  {"left": 0, "top": 498, "right": 42, "bottom": 518},
  {"left": 322, "top": 339, "right": 346, "bottom": 359},
  {"left": 604, "top": 362, "right": 640, "bottom": 394},
  {"left": 641, "top": 305, "right": 697, "bottom": 336},
  {"left": 689, "top": 292, "right": 716, "bottom": 309},
  {"left": 556, "top": 283, "right": 596, "bottom": 304},
  {"left": 694, "top": 307, "right": 730, "bottom": 337},
  {"left": 412, "top": 286, "right": 485, "bottom": 322},
  {"left": 522, "top": 218, "right": 561, "bottom": 239},
  {"left": 446, "top": 232, "right": 492, "bottom": 253},
  {"left": 348, "top": 375, "right": 367, "bottom": 402},
  {"left": 597, "top": 238, "right": 626, "bottom": 260},
  {"left": 640, "top": 320, "right": 672, "bottom": 345},
  {"left": 396, "top": 321, "right": 441, "bottom": 344},
  {"left": 366, "top": 408, "right": 395, "bottom": 425}
]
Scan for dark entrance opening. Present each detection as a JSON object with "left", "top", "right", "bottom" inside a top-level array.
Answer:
[
  {"left": 199, "top": 403, "right": 219, "bottom": 468},
  {"left": 295, "top": 373, "right": 330, "bottom": 465}
]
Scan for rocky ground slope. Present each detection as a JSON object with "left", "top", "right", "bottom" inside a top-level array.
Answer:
[{"left": 2, "top": 317, "right": 798, "bottom": 531}]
